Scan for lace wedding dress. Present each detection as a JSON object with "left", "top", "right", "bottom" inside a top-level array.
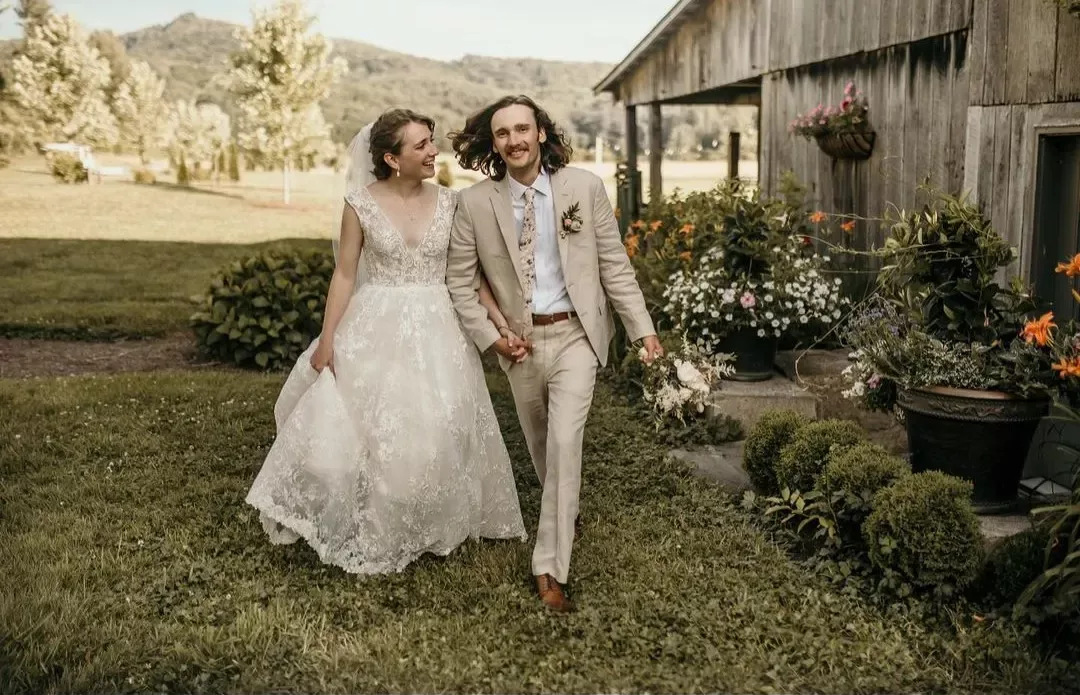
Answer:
[{"left": 245, "top": 184, "right": 527, "bottom": 574}]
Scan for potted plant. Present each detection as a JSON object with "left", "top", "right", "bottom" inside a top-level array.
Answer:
[
  {"left": 662, "top": 180, "right": 848, "bottom": 381},
  {"left": 841, "top": 189, "right": 1058, "bottom": 513},
  {"left": 790, "top": 82, "right": 874, "bottom": 160}
]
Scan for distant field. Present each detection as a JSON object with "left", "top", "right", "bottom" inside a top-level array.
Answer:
[{"left": 0, "top": 154, "right": 756, "bottom": 244}]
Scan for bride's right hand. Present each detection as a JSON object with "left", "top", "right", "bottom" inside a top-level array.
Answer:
[{"left": 310, "top": 340, "right": 335, "bottom": 375}]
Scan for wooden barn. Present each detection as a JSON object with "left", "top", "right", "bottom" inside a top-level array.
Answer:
[{"left": 596, "top": 0, "right": 1080, "bottom": 301}]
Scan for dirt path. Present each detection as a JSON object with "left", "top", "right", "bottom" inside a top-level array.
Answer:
[{"left": 0, "top": 333, "right": 214, "bottom": 379}]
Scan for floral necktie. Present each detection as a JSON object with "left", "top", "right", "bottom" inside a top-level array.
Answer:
[{"left": 519, "top": 187, "right": 537, "bottom": 336}]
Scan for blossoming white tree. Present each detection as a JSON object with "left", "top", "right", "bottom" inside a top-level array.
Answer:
[
  {"left": 113, "top": 60, "right": 168, "bottom": 164},
  {"left": 165, "top": 100, "right": 231, "bottom": 171},
  {"left": 220, "top": 0, "right": 347, "bottom": 204},
  {"left": 10, "top": 11, "right": 118, "bottom": 147}
]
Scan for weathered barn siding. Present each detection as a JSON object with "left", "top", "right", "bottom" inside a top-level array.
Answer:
[
  {"left": 613, "top": 0, "right": 973, "bottom": 105},
  {"left": 759, "top": 33, "right": 971, "bottom": 295},
  {"left": 965, "top": 102, "right": 1080, "bottom": 276},
  {"left": 765, "top": 0, "right": 970, "bottom": 72},
  {"left": 615, "top": 0, "right": 767, "bottom": 105},
  {"left": 968, "top": 0, "right": 1080, "bottom": 107}
]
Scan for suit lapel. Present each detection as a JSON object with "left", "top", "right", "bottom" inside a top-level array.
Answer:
[
  {"left": 489, "top": 179, "right": 525, "bottom": 289},
  {"left": 550, "top": 169, "right": 572, "bottom": 272}
]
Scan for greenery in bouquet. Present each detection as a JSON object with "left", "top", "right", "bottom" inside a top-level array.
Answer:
[
  {"left": 840, "top": 188, "right": 1057, "bottom": 412},
  {"left": 640, "top": 336, "right": 735, "bottom": 429}
]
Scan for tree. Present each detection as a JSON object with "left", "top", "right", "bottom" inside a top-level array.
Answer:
[
  {"left": 227, "top": 141, "right": 241, "bottom": 181},
  {"left": 220, "top": 0, "right": 346, "bottom": 204},
  {"left": 113, "top": 60, "right": 168, "bottom": 164},
  {"left": 89, "top": 30, "right": 132, "bottom": 101},
  {"left": 165, "top": 100, "right": 231, "bottom": 170},
  {"left": 10, "top": 12, "right": 118, "bottom": 147},
  {"left": 14, "top": 0, "right": 50, "bottom": 24}
]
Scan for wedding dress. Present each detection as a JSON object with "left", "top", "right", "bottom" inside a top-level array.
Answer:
[{"left": 245, "top": 180, "right": 527, "bottom": 574}]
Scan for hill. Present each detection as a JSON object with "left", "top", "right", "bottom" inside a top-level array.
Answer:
[{"left": 0, "top": 12, "right": 756, "bottom": 152}]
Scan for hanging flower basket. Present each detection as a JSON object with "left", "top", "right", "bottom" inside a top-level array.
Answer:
[
  {"left": 790, "top": 81, "right": 875, "bottom": 161},
  {"left": 815, "top": 131, "right": 875, "bottom": 160}
]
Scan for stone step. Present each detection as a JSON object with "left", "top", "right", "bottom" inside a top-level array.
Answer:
[
  {"left": 774, "top": 349, "right": 852, "bottom": 381},
  {"left": 707, "top": 377, "right": 819, "bottom": 433}
]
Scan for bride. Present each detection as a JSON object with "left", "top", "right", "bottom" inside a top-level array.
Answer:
[{"left": 245, "top": 108, "right": 527, "bottom": 574}]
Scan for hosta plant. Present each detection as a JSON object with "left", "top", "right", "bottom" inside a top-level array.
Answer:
[{"left": 191, "top": 248, "right": 334, "bottom": 370}]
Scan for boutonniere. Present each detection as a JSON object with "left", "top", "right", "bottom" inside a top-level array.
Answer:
[{"left": 560, "top": 202, "right": 583, "bottom": 238}]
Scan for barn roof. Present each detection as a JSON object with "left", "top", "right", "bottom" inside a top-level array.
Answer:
[{"left": 593, "top": 0, "right": 711, "bottom": 94}]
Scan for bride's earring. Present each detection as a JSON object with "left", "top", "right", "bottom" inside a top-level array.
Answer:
[{"left": 395, "top": 168, "right": 400, "bottom": 177}]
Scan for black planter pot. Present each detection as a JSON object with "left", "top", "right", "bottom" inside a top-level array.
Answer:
[
  {"left": 719, "top": 328, "right": 778, "bottom": 382},
  {"left": 896, "top": 387, "right": 1051, "bottom": 514}
]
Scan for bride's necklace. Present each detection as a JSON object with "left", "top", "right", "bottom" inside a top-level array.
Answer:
[{"left": 391, "top": 184, "right": 424, "bottom": 223}]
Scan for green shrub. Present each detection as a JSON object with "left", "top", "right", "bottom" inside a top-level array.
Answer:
[
  {"left": 50, "top": 153, "right": 88, "bottom": 183},
  {"left": 864, "top": 470, "right": 984, "bottom": 592},
  {"left": 133, "top": 168, "right": 156, "bottom": 185},
  {"left": 190, "top": 248, "right": 334, "bottom": 371},
  {"left": 971, "top": 526, "right": 1050, "bottom": 610},
  {"left": 177, "top": 152, "right": 191, "bottom": 185},
  {"left": 436, "top": 161, "right": 453, "bottom": 187},
  {"left": 776, "top": 419, "right": 864, "bottom": 492},
  {"left": 191, "top": 163, "right": 212, "bottom": 181},
  {"left": 819, "top": 442, "right": 910, "bottom": 499},
  {"left": 228, "top": 142, "right": 241, "bottom": 181},
  {"left": 743, "top": 409, "right": 810, "bottom": 493}
]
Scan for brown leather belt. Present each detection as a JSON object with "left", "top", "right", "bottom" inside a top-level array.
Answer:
[{"left": 532, "top": 311, "right": 577, "bottom": 326}]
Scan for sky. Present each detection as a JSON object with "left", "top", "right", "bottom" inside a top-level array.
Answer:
[{"left": 0, "top": 0, "right": 674, "bottom": 63}]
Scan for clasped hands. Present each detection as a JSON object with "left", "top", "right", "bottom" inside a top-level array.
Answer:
[{"left": 493, "top": 326, "right": 664, "bottom": 366}]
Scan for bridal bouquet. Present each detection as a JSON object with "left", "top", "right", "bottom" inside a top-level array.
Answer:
[{"left": 641, "top": 338, "right": 735, "bottom": 428}]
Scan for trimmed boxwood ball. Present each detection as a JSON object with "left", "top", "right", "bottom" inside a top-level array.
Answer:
[
  {"left": 191, "top": 248, "right": 334, "bottom": 371},
  {"left": 775, "top": 418, "right": 865, "bottom": 493},
  {"left": 818, "top": 442, "right": 911, "bottom": 499},
  {"left": 863, "top": 470, "right": 985, "bottom": 591},
  {"left": 743, "top": 409, "right": 811, "bottom": 493}
]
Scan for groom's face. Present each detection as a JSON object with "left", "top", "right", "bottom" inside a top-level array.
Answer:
[{"left": 491, "top": 104, "right": 546, "bottom": 177}]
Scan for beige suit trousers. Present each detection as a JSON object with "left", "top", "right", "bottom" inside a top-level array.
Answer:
[{"left": 504, "top": 317, "right": 597, "bottom": 585}]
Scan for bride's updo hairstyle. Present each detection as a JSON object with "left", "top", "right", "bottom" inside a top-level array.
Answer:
[{"left": 369, "top": 108, "right": 436, "bottom": 180}]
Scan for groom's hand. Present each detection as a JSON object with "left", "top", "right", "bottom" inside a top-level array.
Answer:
[
  {"left": 493, "top": 336, "right": 529, "bottom": 363},
  {"left": 640, "top": 335, "right": 664, "bottom": 364}
]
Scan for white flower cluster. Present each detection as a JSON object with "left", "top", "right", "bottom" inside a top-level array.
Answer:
[
  {"left": 641, "top": 341, "right": 735, "bottom": 427},
  {"left": 662, "top": 243, "right": 848, "bottom": 354}
]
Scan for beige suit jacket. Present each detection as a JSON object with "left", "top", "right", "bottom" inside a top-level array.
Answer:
[{"left": 446, "top": 166, "right": 655, "bottom": 368}]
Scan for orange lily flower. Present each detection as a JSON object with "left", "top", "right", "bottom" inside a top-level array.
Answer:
[
  {"left": 1056, "top": 254, "right": 1080, "bottom": 277},
  {"left": 1020, "top": 312, "right": 1056, "bottom": 347},
  {"left": 1052, "top": 356, "right": 1080, "bottom": 379},
  {"left": 624, "top": 233, "right": 640, "bottom": 258},
  {"left": 810, "top": 211, "right": 828, "bottom": 223},
  {"left": 841, "top": 220, "right": 856, "bottom": 233}
]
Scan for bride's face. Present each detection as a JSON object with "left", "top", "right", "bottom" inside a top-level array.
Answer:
[{"left": 389, "top": 122, "right": 438, "bottom": 181}]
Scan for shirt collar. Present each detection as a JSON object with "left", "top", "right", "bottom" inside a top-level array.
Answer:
[{"left": 508, "top": 167, "right": 552, "bottom": 200}]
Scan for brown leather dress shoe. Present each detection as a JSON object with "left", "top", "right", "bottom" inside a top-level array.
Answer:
[{"left": 535, "top": 574, "right": 574, "bottom": 613}]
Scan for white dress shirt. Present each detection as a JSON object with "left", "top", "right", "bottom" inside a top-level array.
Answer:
[{"left": 507, "top": 168, "right": 574, "bottom": 315}]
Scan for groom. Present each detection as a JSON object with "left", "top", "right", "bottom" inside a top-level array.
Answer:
[{"left": 446, "top": 95, "right": 662, "bottom": 613}]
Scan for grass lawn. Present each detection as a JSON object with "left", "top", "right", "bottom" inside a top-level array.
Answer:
[
  {"left": 0, "top": 238, "right": 326, "bottom": 339},
  {"left": 2, "top": 370, "right": 1076, "bottom": 694}
]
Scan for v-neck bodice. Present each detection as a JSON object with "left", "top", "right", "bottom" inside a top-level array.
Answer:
[{"left": 344, "top": 185, "right": 455, "bottom": 287}]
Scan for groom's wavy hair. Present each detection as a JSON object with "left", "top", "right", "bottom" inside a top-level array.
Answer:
[{"left": 449, "top": 95, "right": 572, "bottom": 181}]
